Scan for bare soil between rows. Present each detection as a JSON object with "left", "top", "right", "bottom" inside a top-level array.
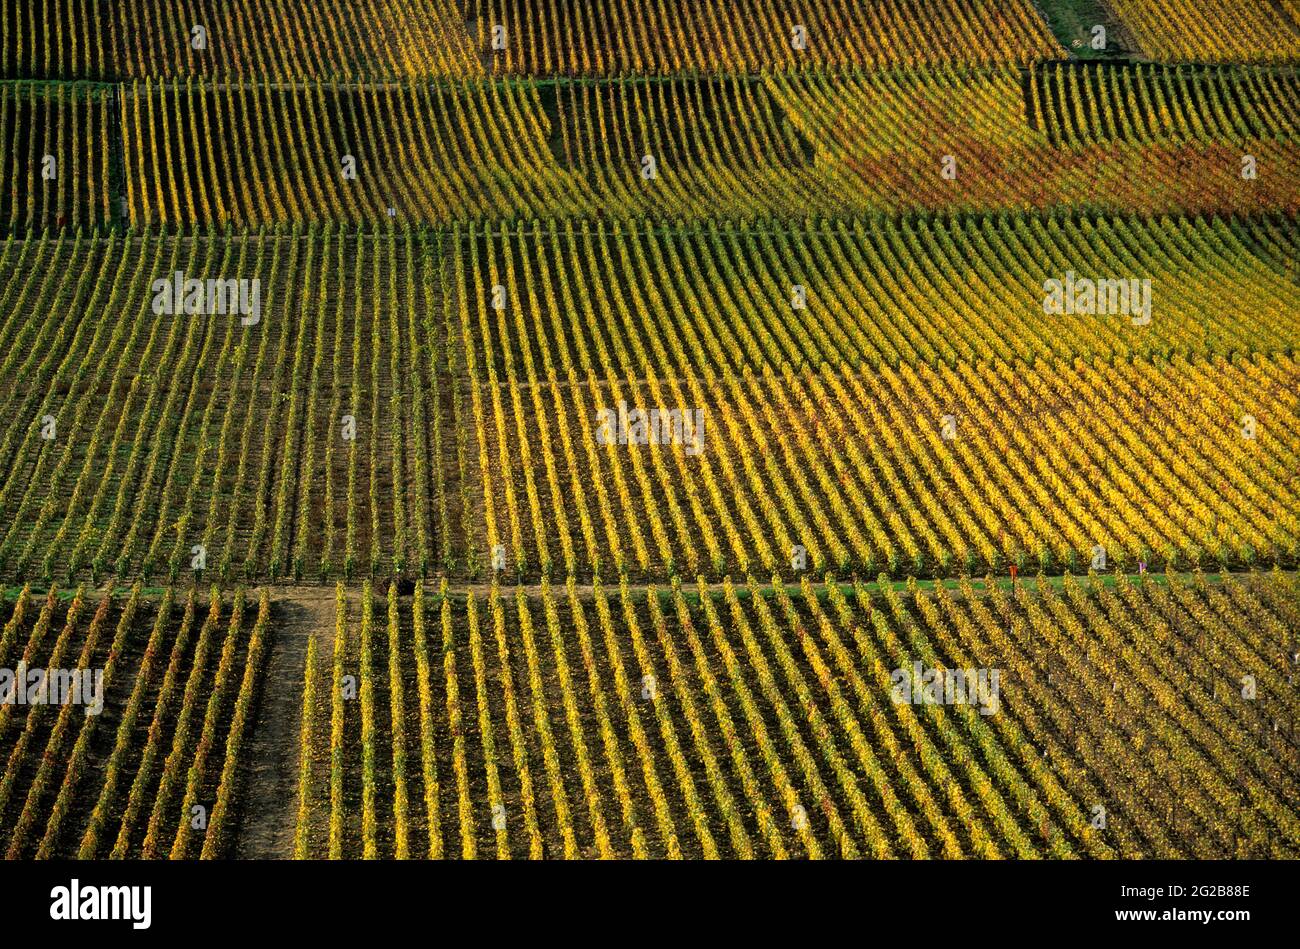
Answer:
[{"left": 234, "top": 591, "right": 334, "bottom": 858}]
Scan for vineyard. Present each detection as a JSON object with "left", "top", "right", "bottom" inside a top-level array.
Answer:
[
  {"left": 0, "top": 218, "right": 1295, "bottom": 585},
  {"left": 294, "top": 572, "right": 1300, "bottom": 858},
  {"left": 0, "top": 82, "right": 116, "bottom": 232},
  {"left": 94, "top": 67, "right": 1300, "bottom": 228},
  {"left": 0, "top": 0, "right": 1298, "bottom": 865},
  {"left": 0, "top": 584, "right": 269, "bottom": 858},
  {"left": 2, "top": 0, "right": 1064, "bottom": 79},
  {"left": 2, "top": 572, "right": 1296, "bottom": 859}
]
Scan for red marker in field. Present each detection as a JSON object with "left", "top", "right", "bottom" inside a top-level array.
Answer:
[{"left": 1009, "top": 564, "right": 1018, "bottom": 581}]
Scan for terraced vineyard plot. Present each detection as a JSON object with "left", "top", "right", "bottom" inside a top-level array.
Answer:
[
  {"left": 0, "top": 584, "right": 270, "bottom": 859},
  {"left": 120, "top": 79, "right": 597, "bottom": 227},
  {"left": 464, "top": 0, "right": 1064, "bottom": 75},
  {"left": 455, "top": 216, "right": 1300, "bottom": 583},
  {"left": 459, "top": 215, "right": 1300, "bottom": 375},
  {"left": 2, "top": 214, "right": 1294, "bottom": 587},
  {"left": 469, "top": 346, "right": 1300, "bottom": 583},
  {"left": 0, "top": 0, "right": 118, "bottom": 79},
  {"left": 0, "top": 82, "right": 117, "bottom": 233},
  {"left": 0, "top": 0, "right": 482, "bottom": 80},
  {"left": 1026, "top": 62, "right": 1300, "bottom": 146},
  {"left": 111, "top": 68, "right": 1300, "bottom": 230},
  {"left": 1107, "top": 0, "right": 1300, "bottom": 64},
  {"left": 0, "top": 0, "right": 1297, "bottom": 887},
  {"left": 0, "top": 228, "right": 465, "bottom": 584},
  {"left": 294, "top": 573, "right": 1300, "bottom": 859},
  {"left": 1, "top": 0, "right": 1068, "bottom": 82}
]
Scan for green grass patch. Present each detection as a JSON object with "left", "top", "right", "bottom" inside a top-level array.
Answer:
[{"left": 1034, "top": 0, "right": 1132, "bottom": 59}]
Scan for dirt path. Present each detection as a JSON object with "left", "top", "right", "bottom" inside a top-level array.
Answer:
[{"left": 234, "top": 590, "right": 335, "bottom": 858}]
